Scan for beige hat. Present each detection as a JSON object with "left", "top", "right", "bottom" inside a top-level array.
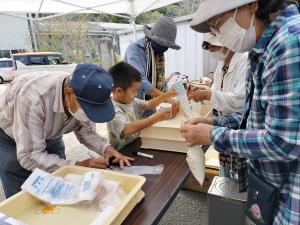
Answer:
[
  {"left": 190, "top": 0, "right": 257, "bottom": 33},
  {"left": 204, "top": 33, "right": 222, "bottom": 46}
]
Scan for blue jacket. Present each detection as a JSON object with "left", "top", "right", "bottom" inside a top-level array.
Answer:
[{"left": 123, "top": 38, "right": 154, "bottom": 99}]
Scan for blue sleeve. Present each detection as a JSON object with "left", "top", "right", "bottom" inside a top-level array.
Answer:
[
  {"left": 124, "top": 44, "right": 154, "bottom": 95},
  {"left": 212, "top": 111, "right": 243, "bottom": 129},
  {"left": 211, "top": 36, "right": 300, "bottom": 161}
]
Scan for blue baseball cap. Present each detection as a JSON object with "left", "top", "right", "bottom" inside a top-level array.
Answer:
[{"left": 71, "top": 63, "right": 115, "bottom": 123}]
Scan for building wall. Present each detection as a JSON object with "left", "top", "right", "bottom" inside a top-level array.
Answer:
[
  {"left": 0, "top": 14, "right": 33, "bottom": 57},
  {"left": 118, "top": 16, "right": 217, "bottom": 80}
]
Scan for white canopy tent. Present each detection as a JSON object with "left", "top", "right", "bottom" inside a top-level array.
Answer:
[{"left": 0, "top": 0, "right": 182, "bottom": 41}]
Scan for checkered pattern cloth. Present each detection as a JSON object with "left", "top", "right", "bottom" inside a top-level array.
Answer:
[{"left": 211, "top": 5, "right": 300, "bottom": 225}]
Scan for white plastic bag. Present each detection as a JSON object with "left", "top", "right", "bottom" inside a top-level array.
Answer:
[
  {"left": 172, "top": 81, "right": 192, "bottom": 118},
  {"left": 186, "top": 146, "right": 205, "bottom": 186},
  {"left": 21, "top": 168, "right": 103, "bottom": 205}
]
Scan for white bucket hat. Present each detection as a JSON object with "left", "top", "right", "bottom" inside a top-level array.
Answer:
[{"left": 190, "top": 0, "right": 257, "bottom": 33}]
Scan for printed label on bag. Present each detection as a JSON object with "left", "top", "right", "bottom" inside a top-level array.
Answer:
[{"left": 21, "top": 168, "right": 102, "bottom": 205}]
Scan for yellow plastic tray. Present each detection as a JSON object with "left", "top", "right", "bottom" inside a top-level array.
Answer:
[{"left": 0, "top": 166, "right": 146, "bottom": 225}]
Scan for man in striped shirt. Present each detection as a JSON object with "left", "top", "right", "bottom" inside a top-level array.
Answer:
[{"left": 0, "top": 63, "right": 134, "bottom": 198}]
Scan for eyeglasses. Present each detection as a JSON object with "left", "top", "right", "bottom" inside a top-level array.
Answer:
[{"left": 202, "top": 41, "right": 211, "bottom": 50}]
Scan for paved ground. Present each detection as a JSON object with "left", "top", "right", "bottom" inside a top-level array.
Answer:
[{"left": 0, "top": 83, "right": 209, "bottom": 225}]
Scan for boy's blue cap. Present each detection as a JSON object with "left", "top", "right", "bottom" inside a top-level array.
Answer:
[{"left": 71, "top": 63, "right": 115, "bottom": 123}]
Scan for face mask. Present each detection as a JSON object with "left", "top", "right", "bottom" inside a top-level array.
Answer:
[
  {"left": 210, "top": 47, "right": 227, "bottom": 61},
  {"left": 216, "top": 8, "right": 256, "bottom": 53},
  {"left": 151, "top": 41, "right": 168, "bottom": 55},
  {"left": 68, "top": 98, "right": 89, "bottom": 122}
]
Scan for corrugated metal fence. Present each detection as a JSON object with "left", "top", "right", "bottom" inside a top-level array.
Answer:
[
  {"left": 118, "top": 15, "right": 217, "bottom": 80},
  {"left": 0, "top": 14, "right": 32, "bottom": 53}
]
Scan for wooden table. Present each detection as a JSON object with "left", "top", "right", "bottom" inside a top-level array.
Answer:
[{"left": 119, "top": 139, "right": 191, "bottom": 225}]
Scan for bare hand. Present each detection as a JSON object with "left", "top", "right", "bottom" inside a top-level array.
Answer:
[
  {"left": 104, "top": 146, "right": 135, "bottom": 169},
  {"left": 187, "top": 85, "right": 211, "bottom": 101},
  {"left": 165, "top": 88, "right": 177, "bottom": 98},
  {"left": 155, "top": 108, "right": 173, "bottom": 121},
  {"left": 188, "top": 89, "right": 211, "bottom": 102},
  {"left": 179, "top": 122, "right": 212, "bottom": 146},
  {"left": 187, "top": 85, "right": 201, "bottom": 96},
  {"left": 165, "top": 98, "right": 179, "bottom": 117},
  {"left": 76, "top": 156, "right": 108, "bottom": 169}
]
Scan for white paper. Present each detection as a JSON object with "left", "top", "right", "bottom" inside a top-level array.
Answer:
[
  {"left": 21, "top": 168, "right": 103, "bottom": 205},
  {"left": 64, "top": 173, "right": 83, "bottom": 184},
  {"left": 89, "top": 206, "right": 116, "bottom": 225},
  {"left": 186, "top": 146, "right": 205, "bottom": 185}
]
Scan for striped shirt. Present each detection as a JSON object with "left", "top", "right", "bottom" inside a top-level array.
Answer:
[
  {"left": 0, "top": 71, "right": 109, "bottom": 172},
  {"left": 211, "top": 5, "right": 300, "bottom": 224}
]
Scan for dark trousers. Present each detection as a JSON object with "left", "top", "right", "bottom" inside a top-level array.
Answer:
[{"left": 0, "top": 128, "right": 65, "bottom": 198}]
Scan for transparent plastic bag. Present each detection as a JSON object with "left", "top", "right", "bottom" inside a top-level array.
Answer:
[{"left": 111, "top": 164, "right": 164, "bottom": 175}]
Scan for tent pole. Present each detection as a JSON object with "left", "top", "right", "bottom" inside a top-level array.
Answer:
[
  {"left": 131, "top": 17, "right": 137, "bottom": 41},
  {"left": 35, "top": 0, "right": 44, "bottom": 20},
  {"left": 129, "top": 0, "right": 137, "bottom": 41},
  {"left": 53, "top": 0, "right": 130, "bottom": 19},
  {"left": 28, "top": 14, "right": 38, "bottom": 51}
]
